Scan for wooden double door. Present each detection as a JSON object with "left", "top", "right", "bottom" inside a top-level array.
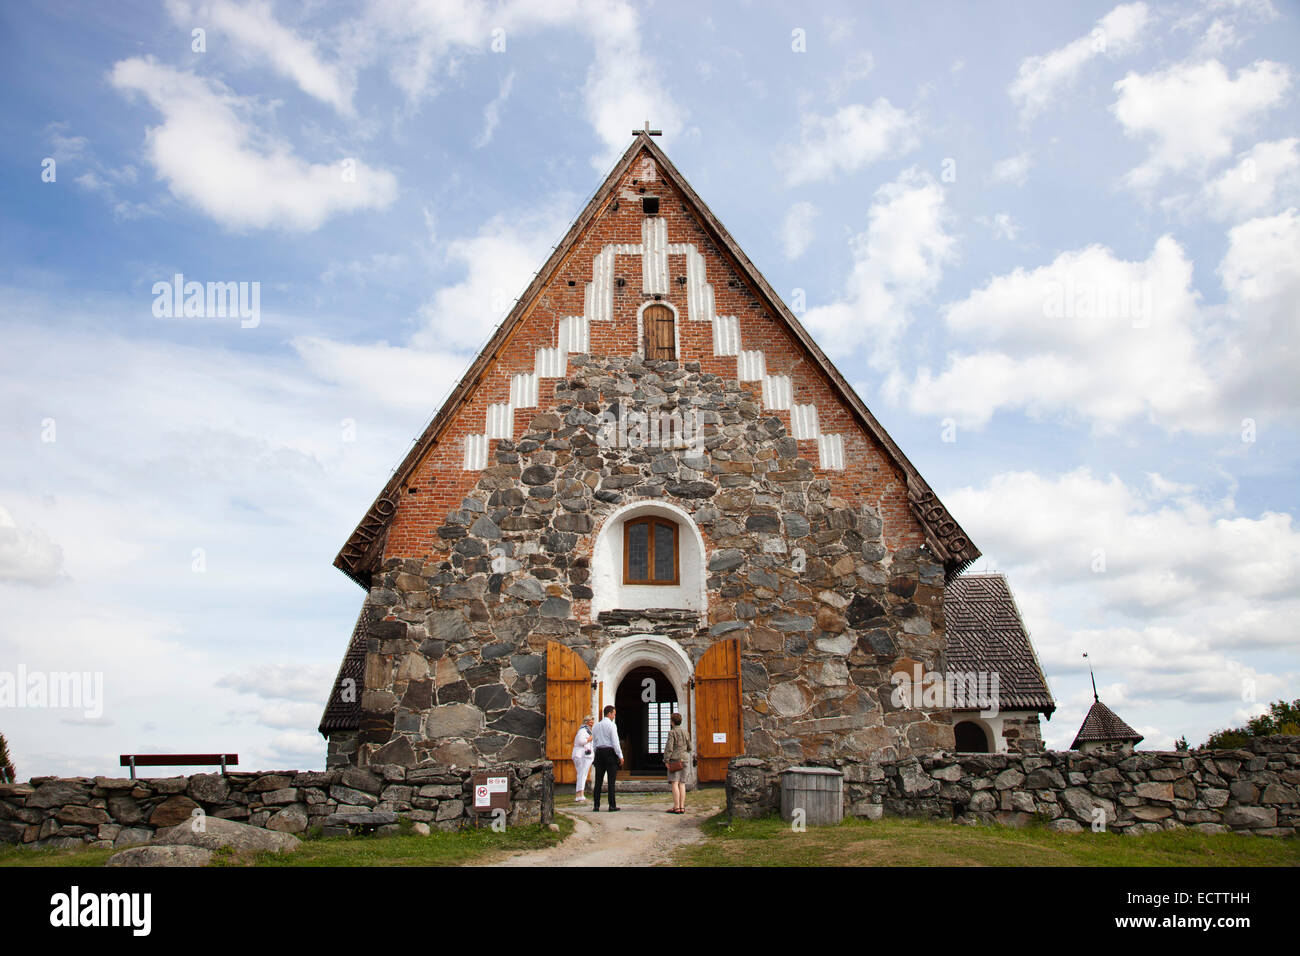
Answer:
[{"left": 545, "top": 638, "right": 742, "bottom": 784}]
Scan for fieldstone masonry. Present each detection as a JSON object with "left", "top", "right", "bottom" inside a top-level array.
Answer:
[
  {"left": 0, "top": 760, "right": 552, "bottom": 849},
  {"left": 727, "top": 736, "right": 1300, "bottom": 836},
  {"left": 346, "top": 353, "right": 953, "bottom": 772}
]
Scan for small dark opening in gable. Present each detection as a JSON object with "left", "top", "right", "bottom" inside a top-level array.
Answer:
[{"left": 642, "top": 196, "right": 659, "bottom": 215}]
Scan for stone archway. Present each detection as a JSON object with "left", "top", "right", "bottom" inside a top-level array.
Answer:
[{"left": 594, "top": 634, "right": 696, "bottom": 785}]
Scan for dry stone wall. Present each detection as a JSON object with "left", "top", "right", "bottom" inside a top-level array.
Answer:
[
  {"left": 348, "top": 353, "right": 952, "bottom": 771},
  {"left": 0, "top": 760, "right": 552, "bottom": 849},
  {"left": 727, "top": 736, "right": 1300, "bottom": 836}
]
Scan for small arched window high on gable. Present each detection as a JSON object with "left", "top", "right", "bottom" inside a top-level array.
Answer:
[
  {"left": 643, "top": 303, "right": 676, "bottom": 361},
  {"left": 623, "top": 516, "right": 679, "bottom": 586}
]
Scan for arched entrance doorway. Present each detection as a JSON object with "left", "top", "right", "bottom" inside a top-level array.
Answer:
[
  {"left": 593, "top": 634, "right": 694, "bottom": 784},
  {"left": 613, "top": 666, "right": 679, "bottom": 776},
  {"left": 954, "top": 720, "right": 992, "bottom": 753}
]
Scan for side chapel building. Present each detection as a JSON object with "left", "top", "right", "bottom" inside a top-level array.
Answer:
[{"left": 318, "top": 132, "right": 1054, "bottom": 786}]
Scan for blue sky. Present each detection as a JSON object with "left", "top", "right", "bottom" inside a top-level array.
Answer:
[{"left": 1, "top": 0, "right": 1297, "bottom": 775}]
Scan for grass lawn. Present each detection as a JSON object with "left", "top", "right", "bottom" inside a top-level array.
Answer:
[
  {"left": 0, "top": 815, "right": 573, "bottom": 868},
  {"left": 675, "top": 813, "right": 1300, "bottom": 867}
]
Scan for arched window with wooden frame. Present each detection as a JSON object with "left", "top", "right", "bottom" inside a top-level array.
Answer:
[
  {"left": 643, "top": 303, "right": 676, "bottom": 361},
  {"left": 623, "top": 516, "right": 679, "bottom": 585}
]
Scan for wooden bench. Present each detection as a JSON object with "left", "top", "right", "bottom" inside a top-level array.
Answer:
[{"left": 119, "top": 754, "right": 238, "bottom": 779}]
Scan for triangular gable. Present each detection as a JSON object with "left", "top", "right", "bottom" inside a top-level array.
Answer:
[{"left": 334, "top": 133, "right": 980, "bottom": 585}]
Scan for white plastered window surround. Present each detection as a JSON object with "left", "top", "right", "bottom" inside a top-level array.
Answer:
[{"left": 590, "top": 499, "right": 707, "bottom": 615}]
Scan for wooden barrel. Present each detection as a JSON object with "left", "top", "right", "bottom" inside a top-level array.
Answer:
[{"left": 780, "top": 767, "right": 844, "bottom": 826}]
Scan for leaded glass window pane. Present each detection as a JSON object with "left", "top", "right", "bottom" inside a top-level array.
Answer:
[
  {"left": 653, "top": 521, "right": 675, "bottom": 582},
  {"left": 627, "top": 521, "right": 649, "bottom": 580}
]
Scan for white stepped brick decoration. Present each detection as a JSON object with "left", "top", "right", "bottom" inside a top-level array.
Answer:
[
  {"left": 486, "top": 402, "right": 513, "bottom": 440},
  {"left": 791, "top": 404, "right": 820, "bottom": 440},
  {"left": 464, "top": 433, "right": 489, "bottom": 470},
  {"left": 818, "top": 433, "right": 845, "bottom": 470},
  {"left": 641, "top": 218, "right": 669, "bottom": 295},
  {"left": 558, "top": 315, "right": 589, "bottom": 353},
  {"left": 737, "top": 350, "right": 766, "bottom": 381},
  {"left": 761, "top": 375, "right": 793, "bottom": 410},
  {"left": 713, "top": 315, "right": 740, "bottom": 356},
  {"left": 510, "top": 372, "right": 538, "bottom": 409},
  {"left": 586, "top": 247, "right": 616, "bottom": 323},
  {"left": 461, "top": 214, "right": 846, "bottom": 470},
  {"left": 535, "top": 347, "right": 565, "bottom": 378},
  {"left": 672, "top": 244, "right": 714, "bottom": 322}
]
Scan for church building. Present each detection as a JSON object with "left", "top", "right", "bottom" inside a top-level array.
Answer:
[{"left": 318, "top": 131, "right": 1052, "bottom": 788}]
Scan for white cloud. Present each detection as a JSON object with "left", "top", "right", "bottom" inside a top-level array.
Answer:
[
  {"left": 777, "top": 100, "right": 919, "bottom": 186},
  {"left": 1112, "top": 58, "right": 1291, "bottom": 190},
  {"left": 802, "top": 168, "right": 953, "bottom": 366},
  {"left": 946, "top": 468, "right": 1299, "bottom": 746},
  {"left": 903, "top": 236, "right": 1215, "bottom": 429},
  {"left": 1009, "top": 2, "right": 1151, "bottom": 120},
  {"left": 110, "top": 57, "right": 396, "bottom": 231},
  {"left": 359, "top": 0, "right": 684, "bottom": 170},
  {"left": 1215, "top": 207, "right": 1300, "bottom": 419},
  {"left": 0, "top": 507, "right": 64, "bottom": 585},
  {"left": 409, "top": 206, "right": 570, "bottom": 352},
  {"left": 474, "top": 70, "right": 515, "bottom": 148},
  {"left": 1201, "top": 138, "right": 1300, "bottom": 220},
  {"left": 990, "top": 152, "right": 1033, "bottom": 186},
  {"left": 172, "top": 0, "right": 356, "bottom": 115},
  {"left": 985, "top": 212, "right": 1020, "bottom": 240},
  {"left": 294, "top": 337, "right": 471, "bottom": 411},
  {"left": 781, "top": 201, "right": 818, "bottom": 259}
]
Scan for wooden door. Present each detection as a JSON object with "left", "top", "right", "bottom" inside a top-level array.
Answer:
[
  {"left": 694, "top": 638, "right": 742, "bottom": 782},
  {"left": 643, "top": 304, "right": 675, "bottom": 360},
  {"left": 546, "top": 641, "right": 591, "bottom": 785}
]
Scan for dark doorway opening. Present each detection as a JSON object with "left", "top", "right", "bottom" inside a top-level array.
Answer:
[
  {"left": 954, "top": 720, "right": 992, "bottom": 753},
  {"left": 613, "top": 666, "right": 679, "bottom": 776}
]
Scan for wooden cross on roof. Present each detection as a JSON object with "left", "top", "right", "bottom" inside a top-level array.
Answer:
[{"left": 633, "top": 120, "right": 662, "bottom": 136}]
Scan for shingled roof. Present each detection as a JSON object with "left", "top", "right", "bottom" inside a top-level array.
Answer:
[
  {"left": 332, "top": 131, "right": 980, "bottom": 588},
  {"left": 1071, "top": 699, "right": 1144, "bottom": 749},
  {"left": 318, "top": 604, "right": 374, "bottom": 736},
  {"left": 944, "top": 573, "right": 1056, "bottom": 714}
]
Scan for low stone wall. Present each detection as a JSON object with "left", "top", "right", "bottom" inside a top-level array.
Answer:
[
  {"left": 727, "top": 736, "right": 1300, "bottom": 837},
  {"left": 0, "top": 760, "right": 553, "bottom": 849}
]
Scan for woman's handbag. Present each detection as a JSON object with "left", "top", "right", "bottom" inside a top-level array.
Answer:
[{"left": 666, "top": 759, "right": 685, "bottom": 773}]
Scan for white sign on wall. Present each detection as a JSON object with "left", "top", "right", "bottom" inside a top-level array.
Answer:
[{"left": 712, "top": 732, "right": 727, "bottom": 744}]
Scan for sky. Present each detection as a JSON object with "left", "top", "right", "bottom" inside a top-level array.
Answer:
[{"left": 0, "top": 0, "right": 1297, "bottom": 777}]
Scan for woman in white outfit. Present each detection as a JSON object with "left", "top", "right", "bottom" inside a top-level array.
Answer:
[{"left": 571, "top": 715, "right": 595, "bottom": 801}]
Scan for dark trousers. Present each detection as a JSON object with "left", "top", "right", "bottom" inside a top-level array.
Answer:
[{"left": 592, "top": 747, "right": 619, "bottom": 809}]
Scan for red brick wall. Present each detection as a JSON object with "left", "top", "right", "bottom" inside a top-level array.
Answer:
[{"left": 380, "top": 153, "right": 925, "bottom": 565}]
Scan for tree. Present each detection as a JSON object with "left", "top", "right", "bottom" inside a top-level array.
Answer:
[
  {"left": 0, "top": 733, "right": 13, "bottom": 784},
  {"left": 1174, "top": 736, "right": 1189, "bottom": 752},
  {"left": 1202, "top": 698, "right": 1300, "bottom": 750}
]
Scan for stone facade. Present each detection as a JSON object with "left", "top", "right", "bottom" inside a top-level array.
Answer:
[
  {"left": 322, "top": 135, "right": 985, "bottom": 780},
  {"left": 726, "top": 736, "right": 1300, "bottom": 836},
  {"left": 0, "top": 761, "right": 552, "bottom": 849},
  {"left": 343, "top": 352, "right": 954, "bottom": 772}
]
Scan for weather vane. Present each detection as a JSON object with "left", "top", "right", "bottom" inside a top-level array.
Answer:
[{"left": 1083, "top": 651, "right": 1099, "bottom": 701}]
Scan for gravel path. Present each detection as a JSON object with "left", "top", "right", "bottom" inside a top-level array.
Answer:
[{"left": 487, "top": 789, "right": 724, "bottom": 868}]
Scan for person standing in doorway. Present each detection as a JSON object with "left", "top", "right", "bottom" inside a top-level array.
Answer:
[
  {"left": 591, "top": 704, "right": 623, "bottom": 811},
  {"left": 571, "top": 715, "right": 595, "bottom": 802},
  {"left": 663, "top": 710, "right": 690, "bottom": 814}
]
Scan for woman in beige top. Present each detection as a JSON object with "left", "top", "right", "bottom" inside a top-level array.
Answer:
[{"left": 663, "top": 711, "right": 690, "bottom": 814}]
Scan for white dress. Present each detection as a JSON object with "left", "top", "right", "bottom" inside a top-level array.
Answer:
[{"left": 571, "top": 726, "right": 594, "bottom": 795}]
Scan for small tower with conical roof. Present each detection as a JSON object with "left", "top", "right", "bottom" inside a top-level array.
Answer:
[{"left": 1071, "top": 655, "right": 1143, "bottom": 753}]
